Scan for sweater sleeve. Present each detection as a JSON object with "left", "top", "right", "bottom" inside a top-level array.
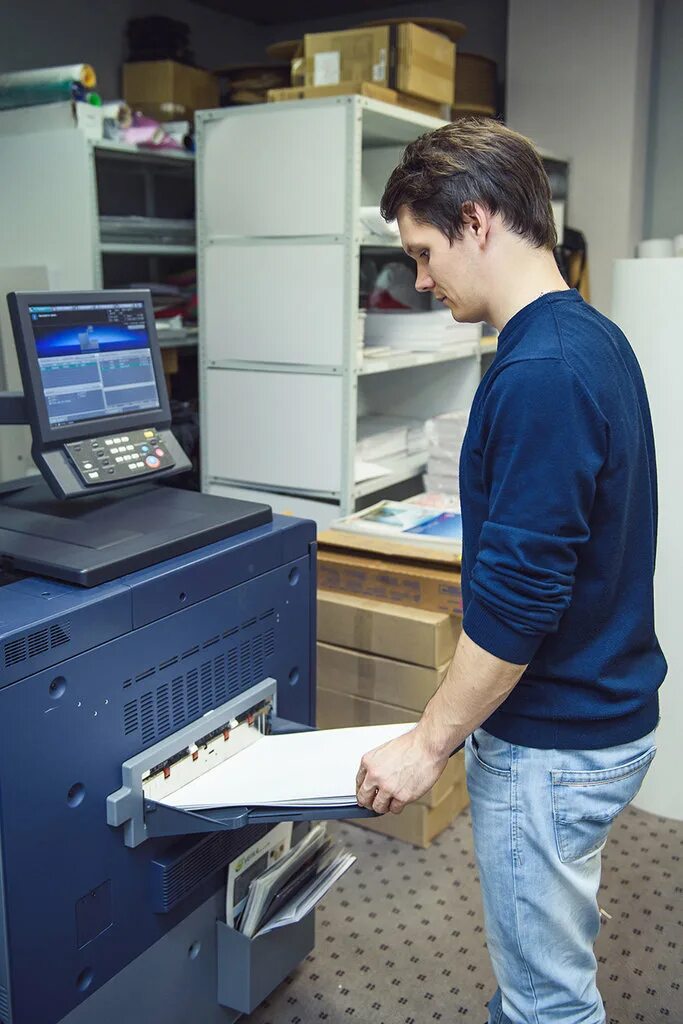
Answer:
[{"left": 463, "top": 357, "right": 607, "bottom": 664}]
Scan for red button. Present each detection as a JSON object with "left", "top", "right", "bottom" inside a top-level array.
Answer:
[{"left": 155, "top": 448, "right": 164, "bottom": 458}]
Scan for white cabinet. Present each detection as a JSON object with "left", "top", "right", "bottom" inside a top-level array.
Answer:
[{"left": 197, "top": 96, "right": 482, "bottom": 525}]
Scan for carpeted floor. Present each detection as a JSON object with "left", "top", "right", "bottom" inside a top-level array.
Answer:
[{"left": 247, "top": 805, "right": 683, "bottom": 1024}]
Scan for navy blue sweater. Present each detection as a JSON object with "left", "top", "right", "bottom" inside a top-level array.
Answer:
[{"left": 460, "top": 289, "right": 666, "bottom": 749}]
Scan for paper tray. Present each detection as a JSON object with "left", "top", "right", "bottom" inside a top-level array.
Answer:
[
  {"left": 142, "top": 714, "right": 377, "bottom": 840},
  {"left": 143, "top": 797, "right": 376, "bottom": 839}
]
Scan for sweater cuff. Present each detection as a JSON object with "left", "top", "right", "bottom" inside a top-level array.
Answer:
[{"left": 463, "top": 598, "right": 545, "bottom": 665}]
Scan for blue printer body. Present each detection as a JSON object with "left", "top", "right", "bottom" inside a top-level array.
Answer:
[{"left": 0, "top": 513, "right": 318, "bottom": 1024}]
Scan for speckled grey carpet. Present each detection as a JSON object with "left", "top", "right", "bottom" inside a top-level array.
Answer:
[{"left": 247, "top": 805, "right": 683, "bottom": 1024}]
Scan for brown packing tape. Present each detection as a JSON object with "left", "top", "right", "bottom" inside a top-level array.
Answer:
[
  {"left": 356, "top": 651, "right": 375, "bottom": 699},
  {"left": 351, "top": 605, "right": 374, "bottom": 653}
]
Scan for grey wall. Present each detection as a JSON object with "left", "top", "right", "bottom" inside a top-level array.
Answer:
[
  {"left": 0, "top": 0, "right": 265, "bottom": 102},
  {"left": 643, "top": 0, "right": 683, "bottom": 239},
  {"left": 507, "top": 0, "right": 654, "bottom": 314}
]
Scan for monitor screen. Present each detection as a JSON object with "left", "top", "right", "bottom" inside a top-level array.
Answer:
[{"left": 28, "top": 300, "right": 161, "bottom": 428}]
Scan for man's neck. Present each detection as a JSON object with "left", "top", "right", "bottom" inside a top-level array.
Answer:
[{"left": 485, "top": 247, "right": 570, "bottom": 333}]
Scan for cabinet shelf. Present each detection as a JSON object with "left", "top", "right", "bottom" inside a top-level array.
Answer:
[
  {"left": 353, "top": 451, "right": 427, "bottom": 499},
  {"left": 358, "top": 343, "right": 479, "bottom": 375},
  {"left": 93, "top": 139, "right": 195, "bottom": 164},
  {"left": 100, "top": 242, "right": 196, "bottom": 255}
]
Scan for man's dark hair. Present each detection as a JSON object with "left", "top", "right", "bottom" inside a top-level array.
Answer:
[{"left": 380, "top": 117, "right": 557, "bottom": 250}]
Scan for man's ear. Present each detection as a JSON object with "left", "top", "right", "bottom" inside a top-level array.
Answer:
[{"left": 461, "top": 201, "right": 493, "bottom": 248}]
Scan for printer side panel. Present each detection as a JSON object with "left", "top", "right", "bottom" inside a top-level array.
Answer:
[
  {"left": 0, "top": 808, "right": 10, "bottom": 1023},
  {"left": 0, "top": 544, "right": 313, "bottom": 1024}
]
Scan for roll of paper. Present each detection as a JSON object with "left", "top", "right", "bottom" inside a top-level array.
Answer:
[
  {"left": 0, "top": 64, "right": 96, "bottom": 110},
  {"left": 101, "top": 101, "right": 133, "bottom": 128}
]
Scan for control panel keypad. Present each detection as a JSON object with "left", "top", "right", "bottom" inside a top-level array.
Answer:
[{"left": 66, "top": 428, "right": 175, "bottom": 486}]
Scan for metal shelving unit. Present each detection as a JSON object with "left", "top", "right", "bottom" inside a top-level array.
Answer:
[
  {"left": 0, "top": 128, "right": 196, "bottom": 291},
  {"left": 196, "top": 95, "right": 483, "bottom": 530},
  {"left": 0, "top": 125, "right": 198, "bottom": 483}
]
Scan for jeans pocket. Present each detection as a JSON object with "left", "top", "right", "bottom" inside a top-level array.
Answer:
[
  {"left": 469, "top": 729, "right": 512, "bottom": 778},
  {"left": 551, "top": 745, "right": 656, "bottom": 863}
]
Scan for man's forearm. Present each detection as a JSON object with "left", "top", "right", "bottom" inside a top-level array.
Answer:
[{"left": 416, "top": 628, "right": 528, "bottom": 759}]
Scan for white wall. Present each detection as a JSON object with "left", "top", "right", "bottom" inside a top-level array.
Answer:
[
  {"left": 506, "top": 0, "right": 654, "bottom": 314},
  {"left": 644, "top": 0, "right": 683, "bottom": 239},
  {"left": 0, "top": 0, "right": 264, "bottom": 102}
]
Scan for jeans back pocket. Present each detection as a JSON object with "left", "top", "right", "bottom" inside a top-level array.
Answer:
[{"left": 551, "top": 745, "right": 656, "bottom": 863}]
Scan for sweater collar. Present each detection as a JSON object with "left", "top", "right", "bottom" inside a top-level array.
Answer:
[{"left": 496, "top": 289, "right": 582, "bottom": 354}]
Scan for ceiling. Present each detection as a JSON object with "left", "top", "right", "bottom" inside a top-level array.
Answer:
[{"left": 190, "top": 0, "right": 418, "bottom": 26}]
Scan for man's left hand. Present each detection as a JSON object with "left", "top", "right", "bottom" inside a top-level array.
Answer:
[{"left": 356, "top": 727, "right": 449, "bottom": 815}]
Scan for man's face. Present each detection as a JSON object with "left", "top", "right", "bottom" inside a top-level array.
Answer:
[{"left": 397, "top": 206, "right": 484, "bottom": 323}]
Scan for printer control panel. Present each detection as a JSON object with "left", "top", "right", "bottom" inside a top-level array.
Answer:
[{"left": 65, "top": 428, "right": 175, "bottom": 486}]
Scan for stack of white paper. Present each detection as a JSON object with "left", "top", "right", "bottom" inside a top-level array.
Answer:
[
  {"left": 364, "top": 310, "right": 483, "bottom": 352},
  {"left": 159, "top": 722, "right": 415, "bottom": 811},
  {"left": 423, "top": 410, "right": 469, "bottom": 498}
]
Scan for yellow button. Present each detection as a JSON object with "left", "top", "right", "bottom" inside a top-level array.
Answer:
[{"left": 144, "top": 430, "right": 154, "bottom": 438}]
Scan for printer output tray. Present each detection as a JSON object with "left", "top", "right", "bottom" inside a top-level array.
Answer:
[{"left": 142, "top": 716, "right": 377, "bottom": 841}]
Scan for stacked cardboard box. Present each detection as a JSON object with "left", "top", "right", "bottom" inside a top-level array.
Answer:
[
  {"left": 317, "top": 583, "right": 468, "bottom": 847},
  {"left": 268, "top": 23, "right": 456, "bottom": 118},
  {"left": 317, "top": 529, "right": 463, "bottom": 617}
]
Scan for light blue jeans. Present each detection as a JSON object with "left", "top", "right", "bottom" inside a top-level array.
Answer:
[{"left": 465, "top": 727, "right": 657, "bottom": 1024}]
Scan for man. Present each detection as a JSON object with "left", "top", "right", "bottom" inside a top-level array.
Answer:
[{"left": 355, "top": 120, "right": 665, "bottom": 1024}]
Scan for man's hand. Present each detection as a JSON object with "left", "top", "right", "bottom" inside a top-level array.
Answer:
[{"left": 356, "top": 727, "right": 449, "bottom": 815}]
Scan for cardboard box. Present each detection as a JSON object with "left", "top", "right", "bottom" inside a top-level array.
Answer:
[
  {"left": 317, "top": 642, "right": 447, "bottom": 713},
  {"left": 352, "top": 777, "right": 469, "bottom": 847},
  {"left": 267, "top": 81, "right": 446, "bottom": 119},
  {"left": 123, "top": 60, "right": 219, "bottom": 121},
  {"left": 318, "top": 528, "right": 459, "bottom": 568},
  {"left": 317, "top": 549, "right": 462, "bottom": 617},
  {"left": 318, "top": 591, "right": 459, "bottom": 668},
  {"left": 303, "top": 24, "right": 454, "bottom": 105},
  {"left": 268, "top": 81, "right": 397, "bottom": 104}
]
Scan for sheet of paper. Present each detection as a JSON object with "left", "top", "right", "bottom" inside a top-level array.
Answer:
[
  {"left": 159, "top": 722, "right": 415, "bottom": 810},
  {"left": 354, "top": 459, "right": 392, "bottom": 483}
]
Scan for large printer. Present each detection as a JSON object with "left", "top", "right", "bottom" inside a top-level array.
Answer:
[{"left": 0, "top": 290, "right": 367, "bottom": 1024}]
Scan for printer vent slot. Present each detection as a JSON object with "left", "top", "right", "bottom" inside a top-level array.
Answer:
[
  {"left": 152, "top": 824, "right": 269, "bottom": 914},
  {"left": 186, "top": 668, "right": 200, "bottom": 718},
  {"left": 157, "top": 683, "right": 171, "bottom": 735},
  {"left": 4, "top": 636, "right": 27, "bottom": 667},
  {"left": 122, "top": 613, "right": 278, "bottom": 742},
  {"left": 140, "top": 692, "right": 155, "bottom": 744},
  {"left": 50, "top": 620, "right": 71, "bottom": 648},
  {"left": 214, "top": 654, "right": 227, "bottom": 704},
  {"left": 0, "top": 983, "right": 9, "bottom": 1019},
  {"left": 227, "top": 647, "right": 240, "bottom": 697},
  {"left": 28, "top": 628, "right": 50, "bottom": 659},
  {"left": 4, "top": 617, "right": 72, "bottom": 668},
  {"left": 124, "top": 700, "right": 139, "bottom": 735},
  {"left": 171, "top": 676, "right": 185, "bottom": 726}
]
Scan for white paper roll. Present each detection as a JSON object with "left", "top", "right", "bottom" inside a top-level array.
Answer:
[
  {"left": 101, "top": 100, "right": 133, "bottom": 128},
  {"left": 637, "top": 237, "right": 674, "bottom": 258},
  {"left": 0, "top": 64, "right": 95, "bottom": 89}
]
